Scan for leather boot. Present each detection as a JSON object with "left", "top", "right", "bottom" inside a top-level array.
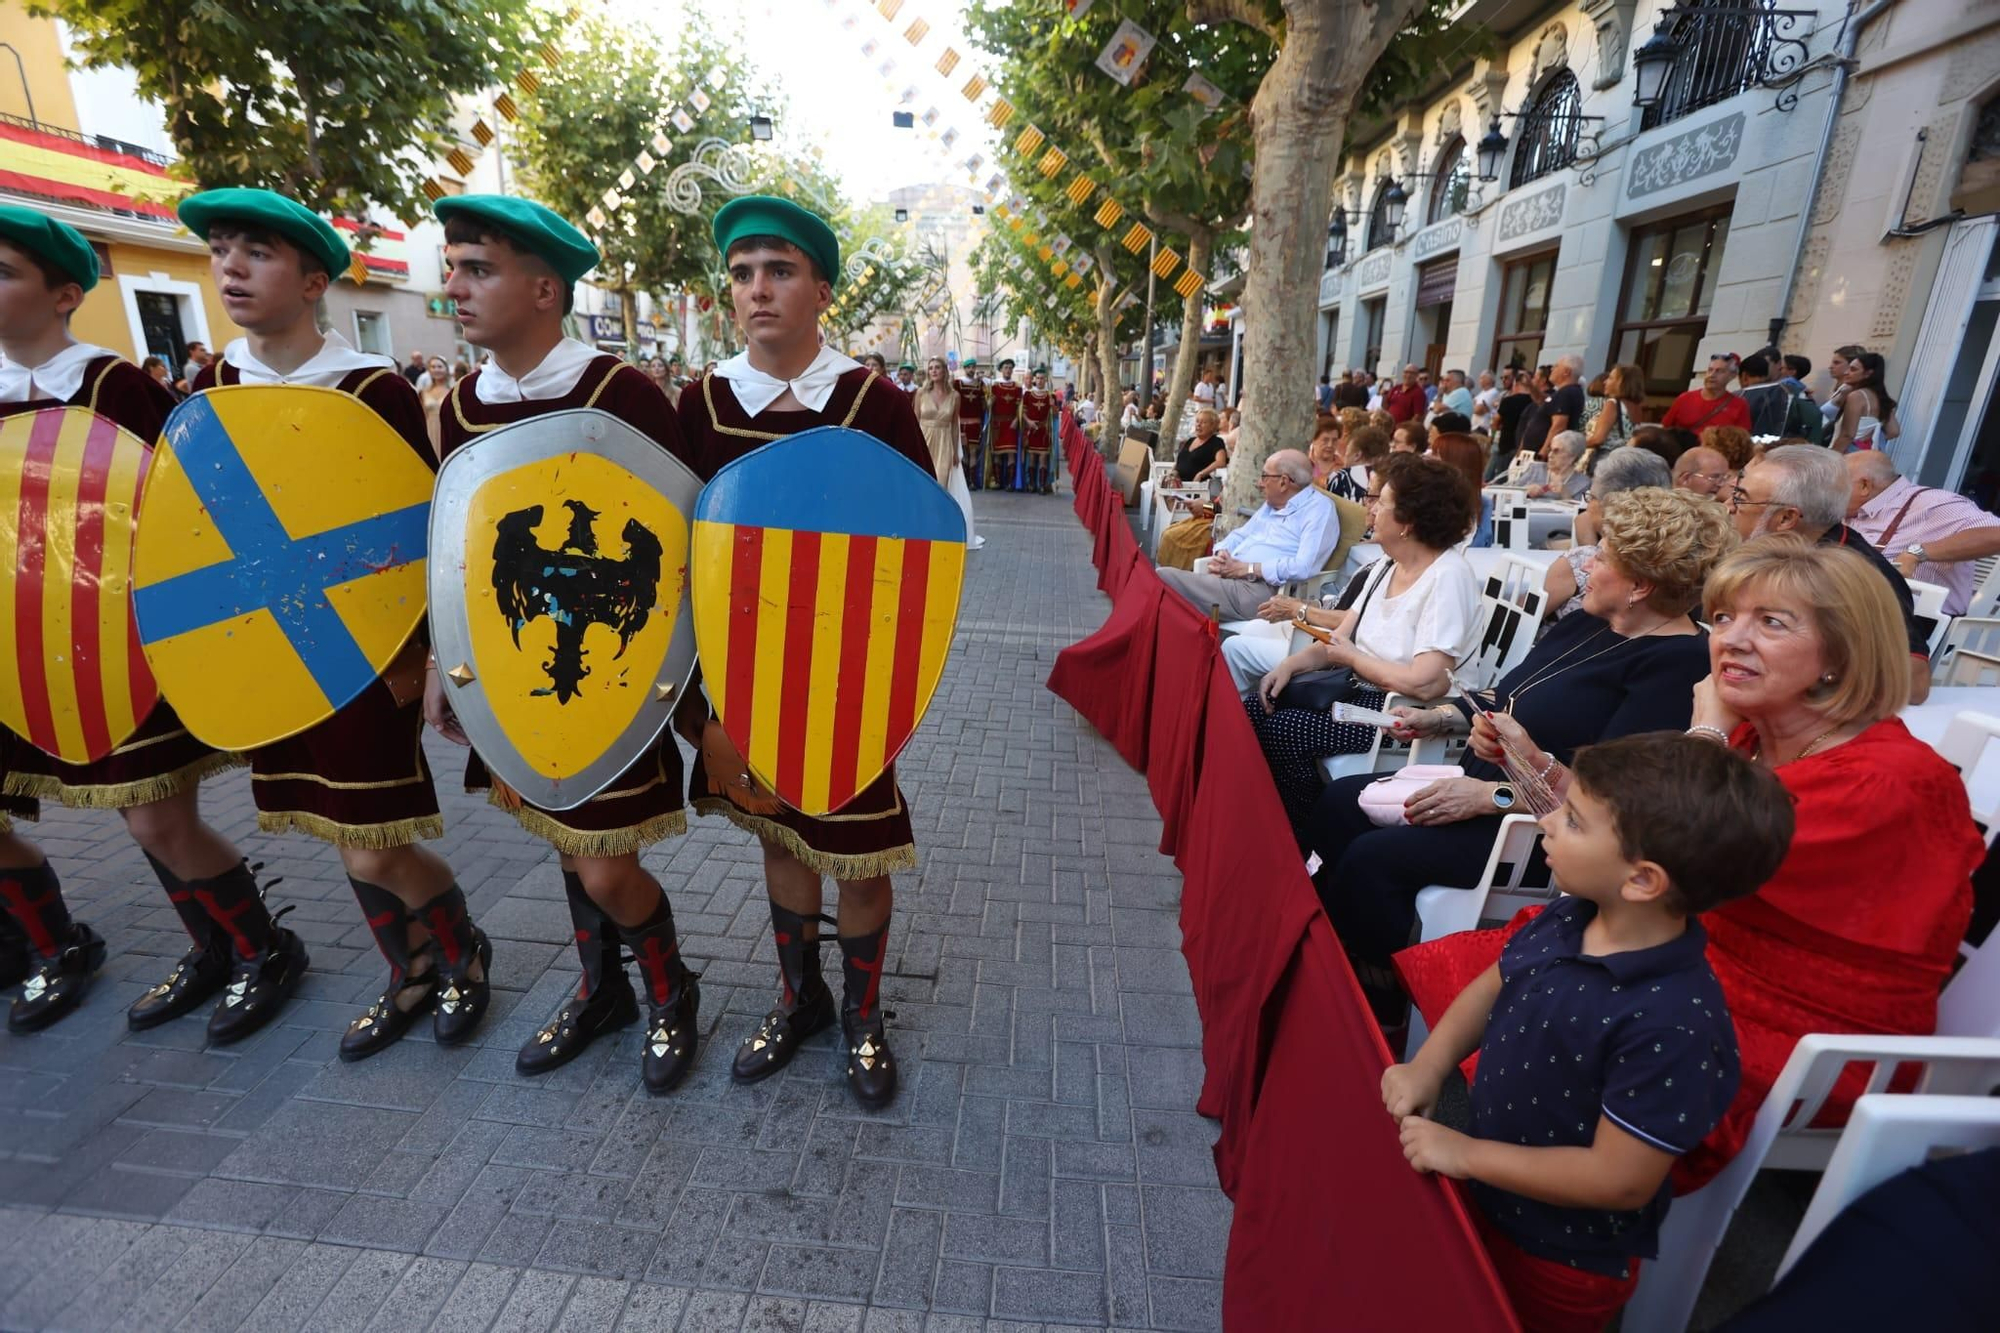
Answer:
[
  {"left": 417, "top": 883, "right": 491, "bottom": 1047},
  {"left": 626, "top": 894, "right": 699, "bottom": 1094},
  {"left": 202, "top": 861, "right": 305, "bottom": 1045},
  {"left": 2, "top": 863, "right": 105, "bottom": 1032},
  {"left": 837, "top": 922, "right": 898, "bottom": 1108},
  {"left": 129, "top": 853, "right": 230, "bottom": 1031},
  {"left": 340, "top": 878, "right": 434, "bottom": 1062},
  {"left": 732, "top": 903, "right": 834, "bottom": 1083},
  {"left": 518, "top": 871, "right": 636, "bottom": 1076}
]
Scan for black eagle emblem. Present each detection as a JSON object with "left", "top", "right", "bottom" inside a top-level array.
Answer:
[{"left": 491, "top": 499, "right": 662, "bottom": 703}]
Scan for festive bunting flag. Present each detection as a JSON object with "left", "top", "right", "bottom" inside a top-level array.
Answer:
[
  {"left": 421, "top": 178, "right": 446, "bottom": 202},
  {"left": 1066, "top": 0, "right": 1096, "bottom": 16},
  {"left": 636, "top": 150, "right": 657, "bottom": 173},
  {"left": 935, "top": 47, "right": 960, "bottom": 76},
  {"left": 1094, "top": 198, "right": 1124, "bottom": 228},
  {"left": 860, "top": 37, "right": 879, "bottom": 57},
  {"left": 671, "top": 109, "right": 695, "bottom": 133},
  {"left": 586, "top": 205, "right": 608, "bottom": 229},
  {"left": 1071, "top": 252, "right": 1095, "bottom": 276},
  {"left": 1066, "top": 273, "right": 1083, "bottom": 289},
  {"left": 877, "top": 0, "right": 904, "bottom": 18},
  {"left": 1014, "top": 125, "right": 1044, "bottom": 156},
  {"left": 347, "top": 255, "right": 369, "bottom": 284},
  {"left": 1173, "top": 269, "right": 1205, "bottom": 299},
  {"left": 690, "top": 89, "right": 712, "bottom": 113},
  {"left": 538, "top": 40, "right": 562, "bottom": 67},
  {"left": 1095, "top": 19, "right": 1155, "bottom": 87},
  {"left": 1152, "top": 247, "right": 1180, "bottom": 279},
  {"left": 470, "top": 120, "right": 494, "bottom": 147},
  {"left": 446, "top": 146, "right": 475, "bottom": 176},
  {"left": 1052, "top": 259, "right": 1068, "bottom": 277},
  {"left": 964, "top": 75, "right": 988, "bottom": 102},
  {"left": 515, "top": 68, "right": 541, "bottom": 94},
  {"left": 1037, "top": 147, "right": 1066, "bottom": 178},
  {"left": 904, "top": 18, "right": 929, "bottom": 43},
  {"left": 601, "top": 188, "right": 622, "bottom": 209},
  {"left": 1121, "top": 221, "right": 1151, "bottom": 252},
  {"left": 494, "top": 91, "right": 518, "bottom": 121},
  {"left": 1065, "top": 174, "right": 1095, "bottom": 206}
]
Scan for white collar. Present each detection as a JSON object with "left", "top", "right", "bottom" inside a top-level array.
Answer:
[
  {"left": 715, "top": 344, "right": 861, "bottom": 415},
  {"left": 222, "top": 328, "right": 390, "bottom": 388},
  {"left": 472, "top": 337, "right": 601, "bottom": 404},
  {"left": 0, "top": 341, "right": 116, "bottom": 403}
]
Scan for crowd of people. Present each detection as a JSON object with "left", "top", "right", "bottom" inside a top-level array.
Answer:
[{"left": 1159, "top": 341, "right": 1994, "bottom": 1329}]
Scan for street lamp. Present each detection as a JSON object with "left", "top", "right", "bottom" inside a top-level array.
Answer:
[
  {"left": 1629, "top": 24, "right": 1686, "bottom": 109},
  {"left": 1325, "top": 211, "right": 1347, "bottom": 269},
  {"left": 1475, "top": 117, "right": 1509, "bottom": 183},
  {"left": 748, "top": 113, "right": 774, "bottom": 141},
  {"left": 1383, "top": 178, "right": 1409, "bottom": 233}
]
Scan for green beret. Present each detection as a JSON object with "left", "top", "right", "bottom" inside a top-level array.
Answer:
[
  {"left": 898, "top": 362, "right": 916, "bottom": 372},
  {"left": 1032, "top": 365, "right": 1050, "bottom": 375},
  {"left": 996, "top": 357, "right": 1015, "bottom": 370},
  {"left": 178, "top": 188, "right": 350, "bottom": 278},
  {"left": 713, "top": 195, "right": 840, "bottom": 289},
  {"left": 0, "top": 204, "right": 99, "bottom": 291},
  {"left": 433, "top": 194, "right": 598, "bottom": 284},
  {"left": 961, "top": 358, "right": 978, "bottom": 369}
]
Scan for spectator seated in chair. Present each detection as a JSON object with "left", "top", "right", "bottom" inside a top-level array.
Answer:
[{"left": 1156, "top": 449, "right": 1338, "bottom": 617}]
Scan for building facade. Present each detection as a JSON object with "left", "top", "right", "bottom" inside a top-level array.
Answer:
[{"left": 1319, "top": 0, "right": 2000, "bottom": 491}]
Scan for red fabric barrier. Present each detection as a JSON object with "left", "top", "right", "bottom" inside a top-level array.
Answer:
[{"left": 1044, "top": 439, "right": 1520, "bottom": 1332}]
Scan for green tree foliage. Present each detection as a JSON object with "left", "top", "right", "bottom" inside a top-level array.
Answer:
[
  {"left": 36, "top": 0, "right": 545, "bottom": 223},
  {"left": 511, "top": 12, "right": 769, "bottom": 329}
]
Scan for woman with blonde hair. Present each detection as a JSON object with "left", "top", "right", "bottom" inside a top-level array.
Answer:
[{"left": 916, "top": 356, "right": 984, "bottom": 550}]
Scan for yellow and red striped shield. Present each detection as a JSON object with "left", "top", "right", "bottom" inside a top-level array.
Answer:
[
  {"left": 0, "top": 407, "right": 159, "bottom": 763},
  {"left": 690, "top": 427, "right": 966, "bottom": 816}
]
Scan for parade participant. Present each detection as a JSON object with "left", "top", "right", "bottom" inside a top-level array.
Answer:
[
  {"left": 180, "top": 187, "right": 487, "bottom": 1056},
  {"left": 677, "top": 194, "right": 930, "bottom": 1108},
  {"left": 918, "top": 355, "right": 983, "bottom": 550},
  {"left": 1021, "top": 365, "right": 1059, "bottom": 495},
  {"left": 988, "top": 357, "right": 1023, "bottom": 491},
  {"left": 861, "top": 353, "right": 887, "bottom": 375},
  {"left": 953, "top": 357, "right": 986, "bottom": 492},
  {"left": 0, "top": 205, "right": 269, "bottom": 1036},
  {"left": 895, "top": 361, "right": 918, "bottom": 392},
  {"left": 430, "top": 194, "right": 701, "bottom": 1094}
]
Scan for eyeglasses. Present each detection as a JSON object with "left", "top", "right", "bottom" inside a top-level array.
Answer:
[
  {"left": 1723, "top": 484, "right": 1780, "bottom": 513},
  {"left": 1258, "top": 470, "right": 1285, "bottom": 481}
]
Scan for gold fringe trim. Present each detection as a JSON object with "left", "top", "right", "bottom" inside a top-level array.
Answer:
[
  {"left": 692, "top": 797, "right": 918, "bottom": 880},
  {"left": 256, "top": 811, "right": 444, "bottom": 849},
  {"left": 4, "top": 751, "right": 245, "bottom": 810},
  {"left": 494, "top": 791, "right": 686, "bottom": 857}
]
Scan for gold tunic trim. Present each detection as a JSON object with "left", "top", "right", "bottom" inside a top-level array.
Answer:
[
  {"left": 5, "top": 751, "right": 244, "bottom": 810},
  {"left": 495, "top": 798, "right": 686, "bottom": 857},
  {"left": 447, "top": 359, "right": 625, "bottom": 435},
  {"left": 257, "top": 811, "right": 444, "bottom": 850},
  {"left": 691, "top": 797, "right": 917, "bottom": 880}
]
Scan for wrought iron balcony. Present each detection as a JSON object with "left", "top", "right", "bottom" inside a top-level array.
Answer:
[{"left": 1638, "top": 1, "right": 1817, "bottom": 127}]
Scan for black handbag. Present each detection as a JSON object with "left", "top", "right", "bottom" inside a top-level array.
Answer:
[{"left": 1272, "top": 559, "right": 1391, "bottom": 712}]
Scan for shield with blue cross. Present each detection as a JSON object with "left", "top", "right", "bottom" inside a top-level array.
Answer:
[{"left": 131, "top": 386, "right": 433, "bottom": 751}]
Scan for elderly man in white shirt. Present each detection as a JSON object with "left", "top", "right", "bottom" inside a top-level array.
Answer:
[{"left": 1156, "top": 449, "right": 1338, "bottom": 620}]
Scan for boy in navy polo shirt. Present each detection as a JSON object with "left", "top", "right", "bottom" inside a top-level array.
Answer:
[{"left": 1382, "top": 732, "right": 1794, "bottom": 1331}]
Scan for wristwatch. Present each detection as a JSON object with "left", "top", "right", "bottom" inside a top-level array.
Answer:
[
  {"left": 1491, "top": 784, "right": 1517, "bottom": 812},
  {"left": 1904, "top": 543, "right": 1927, "bottom": 563}
]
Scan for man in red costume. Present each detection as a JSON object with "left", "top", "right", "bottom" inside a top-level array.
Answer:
[
  {"left": 429, "top": 193, "right": 703, "bottom": 1096},
  {"left": 953, "top": 357, "right": 987, "bottom": 491},
  {"left": 0, "top": 204, "right": 264, "bottom": 1036},
  {"left": 677, "top": 195, "right": 932, "bottom": 1109},
  {"left": 987, "top": 356, "right": 1023, "bottom": 491},
  {"left": 1021, "top": 365, "right": 1056, "bottom": 495}
]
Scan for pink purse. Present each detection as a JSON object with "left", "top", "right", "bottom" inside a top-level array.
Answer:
[{"left": 1356, "top": 765, "right": 1465, "bottom": 827}]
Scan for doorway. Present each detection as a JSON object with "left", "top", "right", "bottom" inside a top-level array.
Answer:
[{"left": 135, "top": 291, "right": 188, "bottom": 371}]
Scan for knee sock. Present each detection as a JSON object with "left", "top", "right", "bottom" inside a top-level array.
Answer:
[
  {"left": 623, "top": 893, "right": 690, "bottom": 1008},
  {"left": 0, "top": 863, "right": 71, "bottom": 959}
]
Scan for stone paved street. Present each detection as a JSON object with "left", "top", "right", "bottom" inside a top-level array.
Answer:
[{"left": 0, "top": 489, "right": 1229, "bottom": 1332}]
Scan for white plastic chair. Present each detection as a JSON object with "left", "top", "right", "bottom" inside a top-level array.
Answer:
[
  {"left": 1401, "top": 814, "right": 1556, "bottom": 1052},
  {"left": 1489, "top": 497, "right": 1534, "bottom": 552},
  {"left": 1777, "top": 1093, "right": 2000, "bottom": 1283},
  {"left": 1964, "top": 554, "right": 2000, "bottom": 619},
  {"left": 1460, "top": 558, "right": 1547, "bottom": 690},
  {"left": 1622, "top": 1035, "right": 2000, "bottom": 1333},
  {"left": 1940, "top": 645, "right": 2000, "bottom": 687},
  {"left": 1907, "top": 577, "right": 1951, "bottom": 660}
]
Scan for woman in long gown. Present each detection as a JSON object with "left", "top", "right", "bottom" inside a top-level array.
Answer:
[{"left": 918, "top": 356, "right": 984, "bottom": 549}]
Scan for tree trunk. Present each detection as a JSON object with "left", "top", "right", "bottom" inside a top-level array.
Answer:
[
  {"left": 618, "top": 284, "right": 638, "bottom": 352},
  {"left": 1209, "top": 0, "right": 1431, "bottom": 531},
  {"left": 1094, "top": 243, "right": 1120, "bottom": 440},
  {"left": 1157, "top": 225, "right": 1212, "bottom": 452}
]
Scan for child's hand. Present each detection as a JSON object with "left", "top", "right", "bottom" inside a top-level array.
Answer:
[
  {"left": 1380, "top": 1062, "right": 1443, "bottom": 1120},
  {"left": 1399, "top": 1115, "right": 1475, "bottom": 1179}
]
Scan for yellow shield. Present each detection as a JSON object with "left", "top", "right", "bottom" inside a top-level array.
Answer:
[
  {"left": 132, "top": 387, "right": 432, "bottom": 750},
  {"left": 429, "top": 410, "right": 701, "bottom": 810}
]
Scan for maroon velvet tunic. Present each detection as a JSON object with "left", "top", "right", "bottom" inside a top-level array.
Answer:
[
  {"left": 987, "top": 380, "right": 1023, "bottom": 454},
  {"left": 0, "top": 356, "right": 236, "bottom": 813},
  {"left": 437, "top": 356, "right": 692, "bottom": 856},
  {"left": 1021, "top": 387, "right": 1055, "bottom": 455},
  {"left": 193, "top": 360, "right": 444, "bottom": 847},
  {"left": 675, "top": 367, "right": 925, "bottom": 879}
]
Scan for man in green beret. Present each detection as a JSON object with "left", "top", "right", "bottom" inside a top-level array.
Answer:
[
  {"left": 952, "top": 356, "right": 987, "bottom": 492},
  {"left": 988, "top": 356, "right": 1024, "bottom": 491},
  {"left": 676, "top": 194, "right": 937, "bottom": 1109},
  {"left": 179, "top": 186, "right": 492, "bottom": 1055},
  {"left": 1022, "top": 364, "right": 1058, "bottom": 495},
  {"left": 430, "top": 193, "right": 706, "bottom": 1096},
  {"left": 894, "top": 361, "right": 918, "bottom": 392},
  {"left": 0, "top": 203, "right": 277, "bottom": 1036}
]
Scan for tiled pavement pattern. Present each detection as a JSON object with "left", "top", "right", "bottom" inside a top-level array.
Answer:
[{"left": 0, "top": 489, "right": 1230, "bottom": 1332}]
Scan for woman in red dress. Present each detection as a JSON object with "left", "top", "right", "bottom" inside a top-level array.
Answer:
[{"left": 1398, "top": 539, "right": 1983, "bottom": 1188}]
